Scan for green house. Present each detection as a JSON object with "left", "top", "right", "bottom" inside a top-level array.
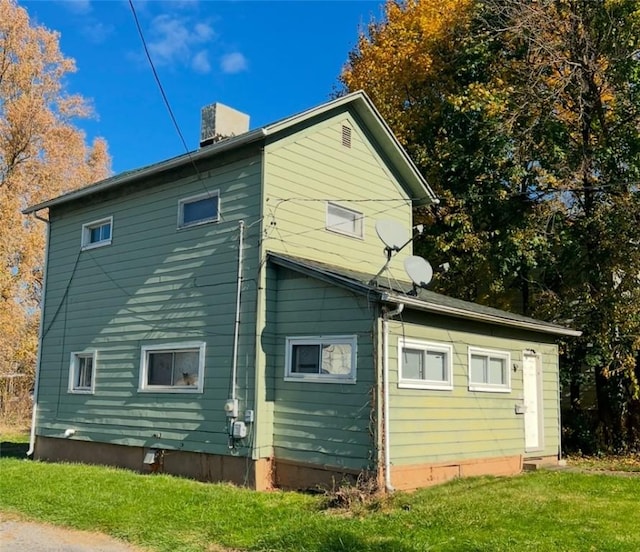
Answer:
[{"left": 24, "top": 91, "right": 580, "bottom": 491}]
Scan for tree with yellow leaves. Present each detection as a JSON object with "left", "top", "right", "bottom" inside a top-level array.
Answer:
[
  {"left": 342, "top": 0, "right": 640, "bottom": 451},
  {"left": 0, "top": 0, "right": 110, "bottom": 423}
]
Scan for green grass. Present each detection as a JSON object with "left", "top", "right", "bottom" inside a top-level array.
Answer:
[{"left": 1, "top": 459, "right": 639, "bottom": 551}]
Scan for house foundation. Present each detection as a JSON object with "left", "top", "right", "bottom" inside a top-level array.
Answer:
[{"left": 34, "top": 437, "right": 274, "bottom": 490}]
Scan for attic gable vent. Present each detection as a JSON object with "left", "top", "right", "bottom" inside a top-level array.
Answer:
[{"left": 341, "top": 125, "right": 352, "bottom": 148}]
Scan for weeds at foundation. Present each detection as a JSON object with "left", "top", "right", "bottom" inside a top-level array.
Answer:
[{"left": 320, "top": 474, "right": 389, "bottom": 515}]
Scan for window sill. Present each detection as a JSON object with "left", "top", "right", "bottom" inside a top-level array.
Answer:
[
  {"left": 284, "top": 375, "right": 356, "bottom": 385},
  {"left": 138, "top": 387, "right": 203, "bottom": 394},
  {"left": 398, "top": 380, "right": 453, "bottom": 391},
  {"left": 81, "top": 239, "right": 112, "bottom": 251},
  {"left": 468, "top": 385, "right": 511, "bottom": 393}
]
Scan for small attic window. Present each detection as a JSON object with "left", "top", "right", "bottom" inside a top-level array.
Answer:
[
  {"left": 81, "top": 217, "right": 112, "bottom": 250},
  {"left": 341, "top": 125, "right": 352, "bottom": 148},
  {"left": 178, "top": 191, "right": 219, "bottom": 229},
  {"left": 326, "top": 202, "right": 364, "bottom": 239}
]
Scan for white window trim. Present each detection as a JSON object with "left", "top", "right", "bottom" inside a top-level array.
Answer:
[
  {"left": 325, "top": 202, "right": 364, "bottom": 239},
  {"left": 81, "top": 216, "right": 113, "bottom": 250},
  {"left": 468, "top": 346, "right": 511, "bottom": 393},
  {"left": 68, "top": 350, "right": 97, "bottom": 394},
  {"left": 398, "top": 338, "right": 453, "bottom": 390},
  {"left": 138, "top": 341, "right": 206, "bottom": 393},
  {"left": 284, "top": 335, "right": 357, "bottom": 384},
  {"left": 177, "top": 191, "right": 220, "bottom": 229}
]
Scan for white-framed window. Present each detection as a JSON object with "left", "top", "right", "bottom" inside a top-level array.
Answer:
[
  {"left": 468, "top": 347, "right": 511, "bottom": 392},
  {"left": 398, "top": 339, "right": 453, "bottom": 390},
  {"left": 178, "top": 191, "right": 219, "bottom": 229},
  {"left": 81, "top": 217, "right": 112, "bottom": 250},
  {"left": 326, "top": 202, "right": 364, "bottom": 239},
  {"left": 69, "top": 351, "right": 96, "bottom": 394},
  {"left": 285, "top": 335, "right": 357, "bottom": 384},
  {"left": 139, "top": 342, "right": 206, "bottom": 393}
]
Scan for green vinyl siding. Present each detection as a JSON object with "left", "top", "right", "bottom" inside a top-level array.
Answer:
[
  {"left": 263, "top": 111, "right": 413, "bottom": 279},
  {"left": 270, "top": 267, "right": 376, "bottom": 471},
  {"left": 37, "top": 153, "right": 263, "bottom": 455},
  {"left": 386, "top": 313, "right": 560, "bottom": 466}
]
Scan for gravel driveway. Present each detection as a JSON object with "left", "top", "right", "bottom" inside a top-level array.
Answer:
[{"left": 0, "top": 519, "right": 146, "bottom": 552}]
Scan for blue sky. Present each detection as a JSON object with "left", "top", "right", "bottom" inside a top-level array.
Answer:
[{"left": 21, "top": 0, "right": 383, "bottom": 174}]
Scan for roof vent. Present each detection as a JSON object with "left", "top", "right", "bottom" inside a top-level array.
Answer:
[{"left": 200, "top": 103, "right": 250, "bottom": 147}]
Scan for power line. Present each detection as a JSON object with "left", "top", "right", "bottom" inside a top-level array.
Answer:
[{"left": 127, "top": 0, "right": 201, "bottom": 179}]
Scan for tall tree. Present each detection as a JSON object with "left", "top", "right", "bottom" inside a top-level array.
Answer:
[
  {"left": 0, "top": 0, "right": 110, "bottom": 409},
  {"left": 341, "top": 0, "right": 640, "bottom": 450}
]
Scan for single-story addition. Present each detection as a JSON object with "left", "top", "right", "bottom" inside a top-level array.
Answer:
[{"left": 23, "top": 90, "right": 580, "bottom": 491}]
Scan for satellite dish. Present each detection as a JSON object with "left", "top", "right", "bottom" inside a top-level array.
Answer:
[
  {"left": 404, "top": 256, "right": 433, "bottom": 291},
  {"left": 375, "top": 220, "right": 408, "bottom": 252}
]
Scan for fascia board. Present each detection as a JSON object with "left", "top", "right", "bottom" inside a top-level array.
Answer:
[{"left": 380, "top": 293, "right": 582, "bottom": 337}]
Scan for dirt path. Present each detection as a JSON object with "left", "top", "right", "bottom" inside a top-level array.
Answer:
[{"left": 0, "top": 518, "right": 147, "bottom": 552}]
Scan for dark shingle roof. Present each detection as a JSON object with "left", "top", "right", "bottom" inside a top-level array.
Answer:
[{"left": 268, "top": 252, "right": 581, "bottom": 337}]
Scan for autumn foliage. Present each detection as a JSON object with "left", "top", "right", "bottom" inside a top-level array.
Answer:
[
  {"left": 342, "top": 0, "right": 640, "bottom": 451},
  {"left": 0, "top": 0, "right": 110, "bottom": 424}
]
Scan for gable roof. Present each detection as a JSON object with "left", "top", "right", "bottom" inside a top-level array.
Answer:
[
  {"left": 23, "top": 91, "right": 437, "bottom": 215},
  {"left": 268, "top": 252, "right": 582, "bottom": 338}
]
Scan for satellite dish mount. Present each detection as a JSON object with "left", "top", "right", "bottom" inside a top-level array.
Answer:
[{"left": 370, "top": 220, "right": 424, "bottom": 285}]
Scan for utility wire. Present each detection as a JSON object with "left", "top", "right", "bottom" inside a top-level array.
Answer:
[{"left": 128, "top": 0, "right": 201, "bottom": 178}]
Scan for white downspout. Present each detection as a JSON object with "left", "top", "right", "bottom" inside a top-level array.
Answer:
[
  {"left": 382, "top": 303, "right": 404, "bottom": 492},
  {"left": 27, "top": 212, "right": 51, "bottom": 457},
  {"left": 229, "top": 220, "right": 244, "bottom": 434}
]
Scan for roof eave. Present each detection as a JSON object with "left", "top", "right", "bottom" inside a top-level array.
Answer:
[
  {"left": 23, "top": 128, "right": 268, "bottom": 214},
  {"left": 380, "top": 292, "right": 582, "bottom": 337}
]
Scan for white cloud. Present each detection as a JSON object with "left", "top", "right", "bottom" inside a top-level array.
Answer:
[
  {"left": 192, "top": 50, "right": 211, "bottom": 74},
  {"left": 220, "top": 52, "right": 248, "bottom": 74},
  {"left": 82, "top": 22, "right": 113, "bottom": 43},
  {"left": 147, "top": 14, "right": 215, "bottom": 71},
  {"left": 59, "top": 0, "right": 92, "bottom": 14}
]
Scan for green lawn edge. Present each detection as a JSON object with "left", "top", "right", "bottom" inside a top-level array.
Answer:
[{"left": 1, "top": 459, "right": 639, "bottom": 552}]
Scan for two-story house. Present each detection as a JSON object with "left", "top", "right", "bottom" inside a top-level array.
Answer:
[{"left": 24, "top": 91, "right": 579, "bottom": 491}]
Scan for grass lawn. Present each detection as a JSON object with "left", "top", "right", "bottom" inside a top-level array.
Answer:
[{"left": 1, "top": 459, "right": 639, "bottom": 551}]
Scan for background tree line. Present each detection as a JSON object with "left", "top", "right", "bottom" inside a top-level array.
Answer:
[{"left": 341, "top": 0, "right": 640, "bottom": 452}]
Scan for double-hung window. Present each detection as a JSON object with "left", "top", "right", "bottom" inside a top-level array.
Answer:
[
  {"left": 285, "top": 335, "right": 357, "bottom": 383},
  {"left": 468, "top": 347, "right": 511, "bottom": 392},
  {"left": 81, "top": 217, "right": 112, "bottom": 250},
  {"left": 139, "top": 342, "right": 206, "bottom": 393},
  {"left": 326, "top": 202, "right": 364, "bottom": 239},
  {"left": 69, "top": 351, "right": 96, "bottom": 394},
  {"left": 178, "top": 191, "right": 219, "bottom": 229},
  {"left": 398, "top": 339, "right": 453, "bottom": 390}
]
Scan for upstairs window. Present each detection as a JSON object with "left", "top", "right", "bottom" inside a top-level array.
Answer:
[
  {"left": 326, "top": 202, "right": 363, "bottom": 239},
  {"left": 69, "top": 351, "right": 96, "bottom": 394},
  {"left": 399, "top": 339, "right": 453, "bottom": 390},
  {"left": 81, "top": 217, "right": 112, "bottom": 250},
  {"left": 468, "top": 347, "right": 511, "bottom": 392},
  {"left": 178, "top": 191, "right": 219, "bottom": 229},
  {"left": 285, "top": 335, "right": 357, "bottom": 383},
  {"left": 139, "top": 342, "right": 205, "bottom": 393}
]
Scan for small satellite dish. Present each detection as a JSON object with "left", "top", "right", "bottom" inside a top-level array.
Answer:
[
  {"left": 404, "top": 256, "right": 433, "bottom": 291},
  {"left": 375, "top": 220, "right": 408, "bottom": 252}
]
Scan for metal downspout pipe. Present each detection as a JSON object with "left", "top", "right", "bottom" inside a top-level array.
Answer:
[
  {"left": 228, "top": 220, "right": 244, "bottom": 438},
  {"left": 382, "top": 303, "right": 404, "bottom": 492}
]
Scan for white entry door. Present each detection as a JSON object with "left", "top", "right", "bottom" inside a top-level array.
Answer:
[{"left": 523, "top": 352, "right": 543, "bottom": 452}]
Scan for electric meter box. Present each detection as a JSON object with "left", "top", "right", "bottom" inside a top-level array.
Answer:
[{"left": 232, "top": 421, "right": 247, "bottom": 439}]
